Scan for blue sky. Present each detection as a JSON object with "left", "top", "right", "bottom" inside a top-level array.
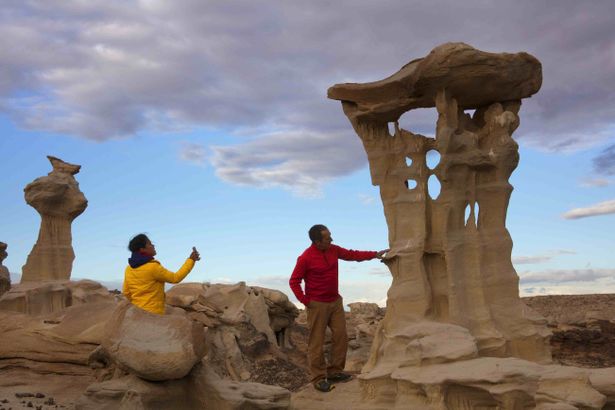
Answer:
[{"left": 1, "top": 1, "right": 614, "bottom": 305}]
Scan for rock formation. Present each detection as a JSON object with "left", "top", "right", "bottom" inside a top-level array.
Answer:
[
  {"left": 21, "top": 156, "right": 88, "bottom": 282},
  {"left": 165, "top": 282, "right": 307, "bottom": 390},
  {"left": 322, "top": 42, "right": 615, "bottom": 408},
  {"left": 0, "top": 280, "right": 297, "bottom": 409},
  {"left": 0, "top": 242, "right": 10, "bottom": 297},
  {"left": 0, "top": 279, "right": 114, "bottom": 315}
]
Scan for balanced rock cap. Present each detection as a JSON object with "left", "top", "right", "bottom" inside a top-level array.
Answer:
[{"left": 327, "top": 42, "right": 542, "bottom": 123}]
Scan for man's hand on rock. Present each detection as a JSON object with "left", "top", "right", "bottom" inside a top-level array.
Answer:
[
  {"left": 376, "top": 249, "right": 390, "bottom": 259},
  {"left": 189, "top": 247, "right": 201, "bottom": 262}
]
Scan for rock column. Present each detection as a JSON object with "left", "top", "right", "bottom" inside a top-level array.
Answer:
[
  {"left": 21, "top": 156, "right": 88, "bottom": 282},
  {"left": 328, "top": 43, "right": 551, "bottom": 380}
]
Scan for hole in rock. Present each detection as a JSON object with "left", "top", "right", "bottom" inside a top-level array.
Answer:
[
  {"left": 405, "top": 179, "right": 417, "bottom": 189},
  {"left": 427, "top": 174, "right": 440, "bottom": 199},
  {"left": 475, "top": 202, "right": 480, "bottom": 227},
  {"left": 464, "top": 203, "right": 471, "bottom": 225},
  {"left": 426, "top": 149, "right": 441, "bottom": 169},
  {"left": 388, "top": 122, "right": 396, "bottom": 136},
  {"left": 398, "top": 108, "right": 437, "bottom": 137},
  {"left": 406, "top": 156, "right": 413, "bottom": 167}
]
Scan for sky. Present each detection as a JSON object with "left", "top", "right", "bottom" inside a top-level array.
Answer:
[{"left": 1, "top": 0, "right": 614, "bottom": 306}]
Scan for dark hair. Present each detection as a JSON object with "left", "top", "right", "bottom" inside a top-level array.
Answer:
[
  {"left": 308, "top": 224, "right": 328, "bottom": 243},
  {"left": 128, "top": 233, "right": 150, "bottom": 252}
]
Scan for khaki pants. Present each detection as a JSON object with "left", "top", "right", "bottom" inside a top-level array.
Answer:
[{"left": 306, "top": 297, "right": 347, "bottom": 383}]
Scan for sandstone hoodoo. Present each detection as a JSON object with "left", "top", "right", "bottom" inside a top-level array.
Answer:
[
  {"left": 0, "top": 242, "right": 10, "bottom": 297},
  {"left": 320, "top": 42, "right": 615, "bottom": 409},
  {"left": 21, "top": 156, "right": 88, "bottom": 282}
]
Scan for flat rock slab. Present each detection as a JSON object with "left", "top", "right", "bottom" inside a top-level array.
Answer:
[{"left": 328, "top": 42, "right": 541, "bottom": 122}]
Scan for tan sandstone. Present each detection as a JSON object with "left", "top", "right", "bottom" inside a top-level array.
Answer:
[
  {"left": 99, "top": 301, "right": 206, "bottom": 381},
  {"left": 21, "top": 156, "right": 88, "bottom": 282},
  {"left": 309, "top": 42, "right": 615, "bottom": 409},
  {"left": 0, "top": 242, "right": 10, "bottom": 297}
]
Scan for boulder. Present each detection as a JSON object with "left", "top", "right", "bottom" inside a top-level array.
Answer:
[{"left": 101, "top": 302, "right": 206, "bottom": 381}]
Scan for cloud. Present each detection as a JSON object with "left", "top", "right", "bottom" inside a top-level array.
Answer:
[
  {"left": 512, "top": 250, "right": 575, "bottom": 265},
  {"left": 179, "top": 142, "right": 207, "bottom": 165},
  {"left": 1, "top": 1, "right": 615, "bottom": 189},
  {"left": 580, "top": 177, "right": 611, "bottom": 188},
  {"left": 593, "top": 144, "right": 615, "bottom": 176},
  {"left": 209, "top": 130, "right": 366, "bottom": 197},
  {"left": 562, "top": 199, "right": 615, "bottom": 219},
  {"left": 519, "top": 268, "right": 615, "bottom": 284},
  {"left": 358, "top": 193, "right": 377, "bottom": 205},
  {"left": 366, "top": 267, "right": 391, "bottom": 277}
]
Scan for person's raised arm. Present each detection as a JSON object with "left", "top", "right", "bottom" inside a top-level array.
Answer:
[
  {"left": 289, "top": 256, "right": 309, "bottom": 306},
  {"left": 152, "top": 247, "right": 200, "bottom": 284}
]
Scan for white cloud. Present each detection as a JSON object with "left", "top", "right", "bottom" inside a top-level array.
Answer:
[
  {"left": 519, "top": 268, "right": 615, "bottom": 284},
  {"left": 580, "top": 177, "right": 611, "bottom": 188},
  {"left": 209, "top": 130, "right": 366, "bottom": 197},
  {"left": 512, "top": 249, "right": 575, "bottom": 265},
  {"left": 562, "top": 199, "right": 615, "bottom": 219},
  {"left": 358, "top": 193, "right": 376, "bottom": 205},
  {"left": 179, "top": 142, "right": 207, "bottom": 165}
]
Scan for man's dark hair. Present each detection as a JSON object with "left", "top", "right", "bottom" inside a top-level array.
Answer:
[
  {"left": 309, "top": 224, "right": 328, "bottom": 243},
  {"left": 128, "top": 233, "right": 150, "bottom": 252}
]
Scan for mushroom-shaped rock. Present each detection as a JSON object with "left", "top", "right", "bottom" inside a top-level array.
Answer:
[
  {"left": 101, "top": 302, "right": 206, "bottom": 381},
  {"left": 21, "top": 156, "right": 88, "bottom": 281},
  {"left": 328, "top": 42, "right": 542, "bottom": 122}
]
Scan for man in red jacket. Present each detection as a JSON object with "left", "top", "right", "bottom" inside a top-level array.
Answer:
[{"left": 289, "top": 224, "right": 388, "bottom": 392}]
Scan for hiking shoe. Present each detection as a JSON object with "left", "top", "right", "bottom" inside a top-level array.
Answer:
[
  {"left": 314, "top": 379, "right": 334, "bottom": 392},
  {"left": 328, "top": 372, "right": 353, "bottom": 383}
]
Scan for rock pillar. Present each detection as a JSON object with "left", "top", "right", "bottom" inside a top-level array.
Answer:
[
  {"left": 328, "top": 43, "right": 551, "bottom": 378},
  {"left": 21, "top": 156, "right": 88, "bottom": 282}
]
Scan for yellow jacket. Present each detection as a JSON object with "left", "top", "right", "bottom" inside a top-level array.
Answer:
[{"left": 122, "top": 258, "right": 195, "bottom": 314}]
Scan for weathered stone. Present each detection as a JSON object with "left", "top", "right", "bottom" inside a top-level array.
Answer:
[
  {"left": 294, "top": 359, "right": 614, "bottom": 410},
  {"left": 0, "top": 242, "right": 10, "bottom": 297},
  {"left": 75, "top": 374, "right": 192, "bottom": 410},
  {"left": 21, "top": 156, "right": 88, "bottom": 282},
  {"left": 320, "top": 42, "right": 615, "bottom": 409},
  {"left": 167, "top": 282, "right": 277, "bottom": 344},
  {"left": 328, "top": 42, "right": 541, "bottom": 122},
  {"left": 190, "top": 365, "right": 291, "bottom": 410},
  {"left": 0, "top": 280, "right": 114, "bottom": 315},
  {"left": 101, "top": 302, "right": 206, "bottom": 381}
]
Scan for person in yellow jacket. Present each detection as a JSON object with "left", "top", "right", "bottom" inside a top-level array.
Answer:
[{"left": 122, "top": 233, "right": 200, "bottom": 314}]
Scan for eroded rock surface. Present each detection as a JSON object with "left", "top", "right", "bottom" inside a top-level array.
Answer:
[
  {"left": 21, "top": 156, "right": 88, "bottom": 282},
  {"left": 100, "top": 301, "right": 206, "bottom": 381},
  {"left": 167, "top": 282, "right": 307, "bottom": 391},
  {"left": 0, "top": 279, "right": 114, "bottom": 315},
  {"left": 321, "top": 42, "right": 615, "bottom": 409},
  {"left": 0, "top": 242, "right": 10, "bottom": 297}
]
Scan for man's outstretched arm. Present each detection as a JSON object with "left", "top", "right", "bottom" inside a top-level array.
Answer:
[
  {"left": 289, "top": 257, "right": 309, "bottom": 306},
  {"left": 336, "top": 245, "right": 389, "bottom": 261}
]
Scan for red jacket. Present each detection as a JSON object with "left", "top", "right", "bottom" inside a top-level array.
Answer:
[{"left": 289, "top": 244, "right": 377, "bottom": 304}]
